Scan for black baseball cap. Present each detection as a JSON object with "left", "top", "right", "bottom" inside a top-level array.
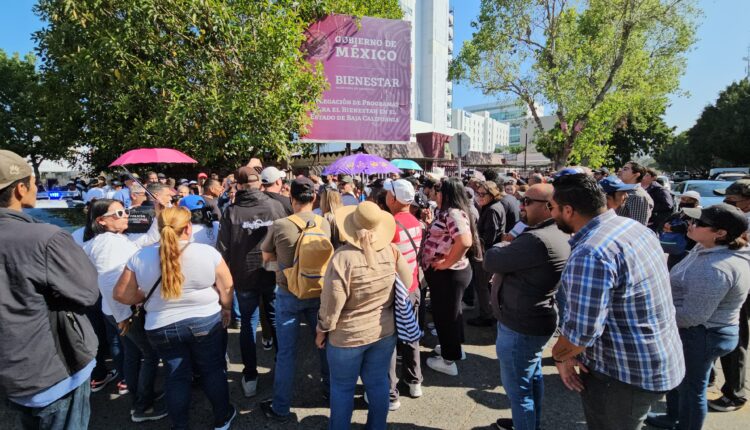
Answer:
[
  {"left": 682, "top": 203, "right": 749, "bottom": 239},
  {"left": 291, "top": 177, "right": 315, "bottom": 198}
]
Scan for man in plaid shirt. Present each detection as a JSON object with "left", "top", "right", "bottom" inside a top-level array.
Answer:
[
  {"left": 615, "top": 161, "right": 654, "bottom": 225},
  {"left": 549, "top": 173, "right": 684, "bottom": 430}
]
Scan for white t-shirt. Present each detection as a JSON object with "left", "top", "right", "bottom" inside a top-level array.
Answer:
[
  {"left": 128, "top": 219, "right": 160, "bottom": 248},
  {"left": 71, "top": 227, "right": 86, "bottom": 247},
  {"left": 127, "top": 242, "right": 222, "bottom": 330},
  {"left": 191, "top": 222, "right": 220, "bottom": 246},
  {"left": 83, "top": 232, "right": 139, "bottom": 321}
]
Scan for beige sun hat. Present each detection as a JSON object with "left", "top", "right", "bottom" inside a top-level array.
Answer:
[{"left": 334, "top": 201, "right": 396, "bottom": 251}]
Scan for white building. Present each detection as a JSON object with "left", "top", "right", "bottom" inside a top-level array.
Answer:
[
  {"left": 464, "top": 100, "right": 545, "bottom": 146},
  {"left": 400, "top": 0, "right": 454, "bottom": 134},
  {"left": 451, "top": 109, "right": 510, "bottom": 153}
]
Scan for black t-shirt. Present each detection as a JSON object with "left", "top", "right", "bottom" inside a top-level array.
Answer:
[{"left": 127, "top": 202, "right": 155, "bottom": 234}]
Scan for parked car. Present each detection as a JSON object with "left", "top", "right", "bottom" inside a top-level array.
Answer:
[
  {"left": 23, "top": 205, "right": 86, "bottom": 233},
  {"left": 671, "top": 171, "right": 691, "bottom": 182},
  {"left": 709, "top": 167, "right": 750, "bottom": 179},
  {"left": 715, "top": 173, "right": 748, "bottom": 182},
  {"left": 671, "top": 180, "right": 734, "bottom": 208}
]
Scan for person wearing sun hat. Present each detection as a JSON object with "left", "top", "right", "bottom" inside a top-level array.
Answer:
[
  {"left": 647, "top": 203, "right": 750, "bottom": 430},
  {"left": 315, "top": 201, "right": 412, "bottom": 430}
]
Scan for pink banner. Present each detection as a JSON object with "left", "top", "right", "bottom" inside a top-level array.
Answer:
[{"left": 302, "top": 14, "right": 412, "bottom": 143}]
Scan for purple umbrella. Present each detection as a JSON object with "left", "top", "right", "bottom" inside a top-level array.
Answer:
[{"left": 323, "top": 154, "right": 401, "bottom": 175}]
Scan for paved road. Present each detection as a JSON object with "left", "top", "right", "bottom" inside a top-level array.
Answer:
[{"left": 2, "top": 313, "right": 748, "bottom": 429}]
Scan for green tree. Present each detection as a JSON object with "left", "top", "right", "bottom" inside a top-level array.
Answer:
[
  {"left": 607, "top": 111, "right": 675, "bottom": 167},
  {"left": 33, "top": 0, "right": 402, "bottom": 172},
  {"left": 450, "top": 0, "right": 698, "bottom": 167},
  {"left": 0, "top": 50, "right": 76, "bottom": 179},
  {"left": 687, "top": 78, "right": 750, "bottom": 165},
  {"left": 654, "top": 131, "right": 710, "bottom": 172}
]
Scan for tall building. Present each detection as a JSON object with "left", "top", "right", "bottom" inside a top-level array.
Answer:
[
  {"left": 400, "top": 0, "right": 454, "bottom": 133},
  {"left": 451, "top": 109, "right": 510, "bottom": 153},
  {"left": 464, "top": 100, "right": 545, "bottom": 146}
]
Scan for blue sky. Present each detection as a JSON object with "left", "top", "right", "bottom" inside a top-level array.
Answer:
[{"left": 2, "top": 0, "right": 748, "bottom": 132}]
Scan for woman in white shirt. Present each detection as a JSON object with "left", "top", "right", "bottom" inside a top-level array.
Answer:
[
  {"left": 114, "top": 207, "right": 235, "bottom": 430},
  {"left": 82, "top": 199, "right": 166, "bottom": 422}
]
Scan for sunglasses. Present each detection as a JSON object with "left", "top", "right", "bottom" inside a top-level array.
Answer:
[
  {"left": 101, "top": 208, "right": 130, "bottom": 219},
  {"left": 723, "top": 198, "right": 748, "bottom": 207},
  {"left": 476, "top": 191, "right": 489, "bottom": 198},
  {"left": 691, "top": 218, "right": 713, "bottom": 228},
  {"left": 521, "top": 197, "right": 548, "bottom": 207}
]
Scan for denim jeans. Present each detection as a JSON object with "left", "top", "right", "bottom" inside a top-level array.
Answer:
[
  {"left": 8, "top": 379, "right": 91, "bottom": 430},
  {"left": 107, "top": 315, "right": 159, "bottom": 413},
  {"left": 102, "top": 314, "right": 125, "bottom": 380},
  {"left": 85, "top": 297, "right": 110, "bottom": 381},
  {"left": 147, "top": 313, "right": 230, "bottom": 430},
  {"left": 664, "top": 325, "right": 739, "bottom": 430},
  {"left": 271, "top": 287, "right": 329, "bottom": 416},
  {"left": 496, "top": 322, "right": 552, "bottom": 430},
  {"left": 232, "top": 289, "right": 241, "bottom": 321},
  {"left": 328, "top": 335, "right": 397, "bottom": 430},
  {"left": 237, "top": 285, "right": 276, "bottom": 380}
]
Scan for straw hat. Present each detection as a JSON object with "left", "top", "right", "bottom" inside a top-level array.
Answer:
[{"left": 334, "top": 201, "right": 395, "bottom": 251}]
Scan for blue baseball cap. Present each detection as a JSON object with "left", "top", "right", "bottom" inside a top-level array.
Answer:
[
  {"left": 599, "top": 176, "right": 637, "bottom": 194},
  {"left": 553, "top": 167, "right": 585, "bottom": 179},
  {"left": 178, "top": 195, "right": 206, "bottom": 211}
]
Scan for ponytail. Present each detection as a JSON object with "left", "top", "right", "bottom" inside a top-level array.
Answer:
[{"left": 158, "top": 207, "right": 191, "bottom": 300}]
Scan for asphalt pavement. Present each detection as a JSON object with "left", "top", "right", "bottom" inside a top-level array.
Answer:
[{"left": 2, "top": 308, "right": 748, "bottom": 429}]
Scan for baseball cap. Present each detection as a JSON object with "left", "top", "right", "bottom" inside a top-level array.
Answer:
[
  {"left": 235, "top": 166, "right": 260, "bottom": 184},
  {"left": 120, "top": 173, "right": 138, "bottom": 182},
  {"left": 261, "top": 167, "right": 285, "bottom": 185},
  {"left": 178, "top": 195, "right": 206, "bottom": 211},
  {"left": 0, "top": 150, "right": 33, "bottom": 189},
  {"left": 384, "top": 179, "right": 415, "bottom": 205},
  {"left": 111, "top": 180, "right": 122, "bottom": 187},
  {"left": 599, "top": 176, "right": 637, "bottom": 194},
  {"left": 188, "top": 180, "right": 198, "bottom": 185},
  {"left": 339, "top": 175, "right": 354, "bottom": 184},
  {"left": 682, "top": 203, "right": 748, "bottom": 239},
  {"left": 715, "top": 179, "right": 750, "bottom": 197},
  {"left": 596, "top": 167, "right": 610, "bottom": 175},
  {"left": 681, "top": 191, "right": 701, "bottom": 202},
  {"left": 157, "top": 173, "right": 166, "bottom": 179},
  {"left": 178, "top": 178, "right": 189, "bottom": 185},
  {"left": 197, "top": 172, "right": 208, "bottom": 179},
  {"left": 554, "top": 167, "right": 585, "bottom": 179},
  {"left": 290, "top": 177, "right": 315, "bottom": 197}
]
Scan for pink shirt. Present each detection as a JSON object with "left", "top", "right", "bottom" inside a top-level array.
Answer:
[
  {"left": 420, "top": 208, "right": 471, "bottom": 271},
  {"left": 392, "top": 212, "right": 423, "bottom": 292}
]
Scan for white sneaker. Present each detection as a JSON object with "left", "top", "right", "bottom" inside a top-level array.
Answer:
[
  {"left": 434, "top": 344, "right": 466, "bottom": 360},
  {"left": 426, "top": 357, "right": 458, "bottom": 376},
  {"left": 408, "top": 382, "right": 423, "bottom": 398},
  {"left": 241, "top": 375, "right": 257, "bottom": 398},
  {"left": 363, "top": 392, "right": 400, "bottom": 410}
]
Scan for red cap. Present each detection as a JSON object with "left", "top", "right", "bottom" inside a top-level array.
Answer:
[{"left": 197, "top": 172, "right": 208, "bottom": 178}]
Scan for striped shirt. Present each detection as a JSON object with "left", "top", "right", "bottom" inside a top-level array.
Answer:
[
  {"left": 392, "top": 212, "right": 423, "bottom": 292},
  {"left": 560, "top": 209, "right": 685, "bottom": 392}
]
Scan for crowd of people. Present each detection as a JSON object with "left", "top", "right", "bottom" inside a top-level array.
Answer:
[{"left": 1, "top": 147, "right": 749, "bottom": 430}]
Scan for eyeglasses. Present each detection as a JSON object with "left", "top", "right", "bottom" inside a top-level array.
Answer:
[
  {"left": 545, "top": 202, "right": 556, "bottom": 211},
  {"left": 101, "top": 209, "right": 130, "bottom": 219},
  {"left": 522, "top": 197, "right": 548, "bottom": 207},
  {"left": 476, "top": 191, "right": 489, "bottom": 198}
]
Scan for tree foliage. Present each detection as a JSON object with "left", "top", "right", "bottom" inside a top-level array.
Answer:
[
  {"left": 450, "top": 0, "right": 698, "bottom": 167},
  {"left": 0, "top": 49, "right": 77, "bottom": 179},
  {"left": 655, "top": 79, "right": 750, "bottom": 172},
  {"left": 687, "top": 78, "right": 750, "bottom": 165},
  {"left": 607, "top": 110, "right": 674, "bottom": 167},
  {"left": 33, "top": 0, "right": 402, "bottom": 172}
]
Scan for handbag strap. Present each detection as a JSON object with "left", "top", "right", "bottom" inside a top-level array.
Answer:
[
  {"left": 395, "top": 220, "right": 419, "bottom": 256},
  {"left": 143, "top": 276, "right": 162, "bottom": 305}
]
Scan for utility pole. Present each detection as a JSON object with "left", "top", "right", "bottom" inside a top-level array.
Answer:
[
  {"left": 523, "top": 133, "right": 528, "bottom": 173},
  {"left": 744, "top": 45, "right": 750, "bottom": 79},
  {"left": 457, "top": 133, "right": 462, "bottom": 176}
]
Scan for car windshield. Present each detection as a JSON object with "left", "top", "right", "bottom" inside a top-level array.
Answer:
[
  {"left": 683, "top": 182, "right": 727, "bottom": 197},
  {"left": 23, "top": 208, "right": 86, "bottom": 233}
]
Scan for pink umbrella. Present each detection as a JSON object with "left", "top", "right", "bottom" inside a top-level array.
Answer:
[{"left": 109, "top": 148, "right": 197, "bottom": 167}]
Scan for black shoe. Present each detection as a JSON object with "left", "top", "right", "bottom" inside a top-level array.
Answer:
[
  {"left": 467, "top": 317, "right": 495, "bottom": 327},
  {"left": 708, "top": 395, "right": 745, "bottom": 412},
  {"left": 259, "top": 399, "right": 291, "bottom": 422},
  {"left": 644, "top": 412, "right": 677, "bottom": 429},
  {"left": 230, "top": 319, "right": 241, "bottom": 330},
  {"left": 494, "top": 418, "right": 514, "bottom": 430}
]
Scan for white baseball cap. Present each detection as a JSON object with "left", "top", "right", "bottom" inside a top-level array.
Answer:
[
  {"left": 681, "top": 191, "right": 701, "bottom": 202},
  {"left": 261, "top": 167, "right": 285, "bottom": 185},
  {"left": 384, "top": 179, "right": 415, "bottom": 205}
]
